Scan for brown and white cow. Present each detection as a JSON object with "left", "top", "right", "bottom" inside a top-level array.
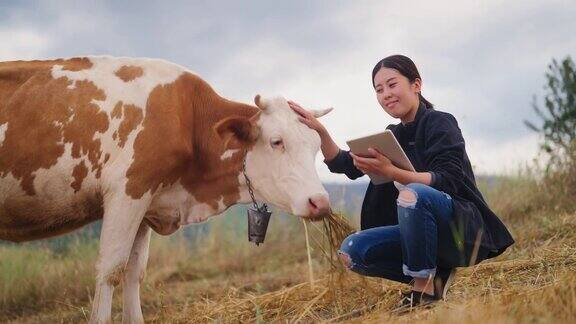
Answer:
[{"left": 0, "top": 56, "right": 332, "bottom": 323}]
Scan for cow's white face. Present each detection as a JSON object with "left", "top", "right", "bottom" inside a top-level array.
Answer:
[{"left": 245, "top": 95, "right": 331, "bottom": 219}]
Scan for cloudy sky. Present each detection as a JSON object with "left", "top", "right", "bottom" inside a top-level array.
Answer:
[{"left": 1, "top": 0, "right": 574, "bottom": 183}]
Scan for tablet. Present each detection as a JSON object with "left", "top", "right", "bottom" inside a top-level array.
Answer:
[{"left": 346, "top": 129, "right": 415, "bottom": 184}]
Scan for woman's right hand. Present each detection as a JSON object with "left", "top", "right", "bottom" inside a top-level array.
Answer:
[
  {"left": 287, "top": 100, "right": 327, "bottom": 136},
  {"left": 288, "top": 100, "right": 340, "bottom": 161}
]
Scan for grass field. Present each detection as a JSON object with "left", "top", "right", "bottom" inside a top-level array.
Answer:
[{"left": 0, "top": 165, "right": 575, "bottom": 323}]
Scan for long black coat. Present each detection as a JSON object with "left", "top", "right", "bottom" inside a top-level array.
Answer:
[{"left": 325, "top": 102, "right": 514, "bottom": 266}]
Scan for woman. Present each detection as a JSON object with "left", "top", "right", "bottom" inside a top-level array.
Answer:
[{"left": 289, "top": 55, "right": 514, "bottom": 307}]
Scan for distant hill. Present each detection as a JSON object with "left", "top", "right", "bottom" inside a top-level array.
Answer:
[
  {"left": 322, "top": 175, "right": 501, "bottom": 216},
  {"left": 323, "top": 181, "right": 368, "bottom": 215},
  {"left": 1, "top": 176, "right": 501, "bottom": 248}
]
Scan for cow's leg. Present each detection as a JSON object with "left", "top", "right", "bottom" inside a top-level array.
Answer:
[
  {"left": 122, "top": 222, "right": 151, "bottom": 324},
  {"left": 89, "top": 194, "right": 150, "bottom": 324}
]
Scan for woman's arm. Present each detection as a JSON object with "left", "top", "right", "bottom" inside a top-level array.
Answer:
[
  {"left": 391, "top": 168, "right": 432, "bottom": 185},
  {"left": 421, "top": 112, "right": 466, "bottom": 195},
  {"left": 350, "top": 112, "right": 466, "bottom": 194},
  {"left": 288, "top": 100, "right": 341, "bottom": 161},
  {"left": 318, "top": 128, "right": 340, "bottom": 161},
  {"left": 288, "top": 101, "right": 364, "bottom": 180},
  {"left": 349, "top": 148, "right": 432, "bottom": 185}
]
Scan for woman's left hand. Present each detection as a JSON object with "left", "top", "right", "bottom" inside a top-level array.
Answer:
[{"left": 350, "top": 148, "right": 397, "bottom": 179}]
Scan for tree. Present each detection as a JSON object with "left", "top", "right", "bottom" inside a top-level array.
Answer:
[{"left": 525, "top": 56, "right": 576, "bottom": 166}]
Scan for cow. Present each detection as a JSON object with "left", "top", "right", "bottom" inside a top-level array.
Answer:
[{"left": 0, "top": 56, "right": 332, "bottom": 323}]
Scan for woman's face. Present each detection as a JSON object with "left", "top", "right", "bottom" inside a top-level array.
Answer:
[{"left": 373, "top": 67, "right": 421, "bottom": 120}]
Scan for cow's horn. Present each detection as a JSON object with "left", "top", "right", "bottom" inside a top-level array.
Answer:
[
  {"left": 311, "top": 107, "right": 333, "bottom": 118},
  {"left": 254, "top": 94, "right": 267, "bottom": 110}
]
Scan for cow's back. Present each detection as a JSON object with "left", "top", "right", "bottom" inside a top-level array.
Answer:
[{"left": 0, "top": 56, "right": 186, "bottom": 242}]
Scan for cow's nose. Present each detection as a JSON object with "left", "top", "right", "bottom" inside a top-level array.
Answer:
[{"left": 307, "top": 193, "right": 330, "bottom": 220}]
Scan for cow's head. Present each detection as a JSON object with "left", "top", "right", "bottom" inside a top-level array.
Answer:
[{"left": 215, "top": 95, "right": 332, "bottom": 220}]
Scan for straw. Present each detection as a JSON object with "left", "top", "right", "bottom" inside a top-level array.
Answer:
[
  {"left": 302, "top": 218, "right": 315, "bottom": 288},
  {"left": 321, "top": 210, "right": 357, "bottom": 269}
]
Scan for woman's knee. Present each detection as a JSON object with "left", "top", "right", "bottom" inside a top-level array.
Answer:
[
  {"left": 339, "top": 229, "right": 406, "bottom": 279},
  {"left": 338, "top": 232, "right": 364, "bottom": 269},
  {"left": 397, "top": 183, "right": 434, "bottom": 208}
]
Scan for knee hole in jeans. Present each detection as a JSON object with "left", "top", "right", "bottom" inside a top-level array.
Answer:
[
  {"left": 337, "top": 251, "right": 353, "bottom": 268},
  {"left": 397, "top": 188, "right": 417, "bottom": 208}
]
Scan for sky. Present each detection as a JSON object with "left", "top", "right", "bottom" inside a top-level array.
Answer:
[{"left": 1, "top": 0, "right": 574, "bottom": 183}]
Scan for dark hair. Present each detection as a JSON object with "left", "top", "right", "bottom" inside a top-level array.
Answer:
[{"left": 371, "top": 55, "right": 434, "bottom": 109}]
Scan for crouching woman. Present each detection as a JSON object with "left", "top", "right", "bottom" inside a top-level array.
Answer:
[{"left": 289, "top": 55, "right": 514, "bottom": 307}]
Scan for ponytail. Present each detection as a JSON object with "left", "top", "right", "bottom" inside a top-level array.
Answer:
[{"left": 419, "top": 93, "right": 434, "bottom": 109}]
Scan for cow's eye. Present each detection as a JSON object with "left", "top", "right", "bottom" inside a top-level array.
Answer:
[{"left": 270, "top": 138, "right": 284, "bottom": 149}]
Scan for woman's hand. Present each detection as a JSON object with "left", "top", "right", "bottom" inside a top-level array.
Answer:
[
  {"left": 287, "top": 100, "right": 327, "bottom": 135},
  {"left": 288, "top": 100, "right": 340, "bottom": 161},
  {"left": 350, "top": 148, "right": 398, "bottom": 179}
]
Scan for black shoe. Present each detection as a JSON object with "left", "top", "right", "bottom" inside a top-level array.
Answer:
[
  {"left": 396, "top": 290, "right": 436, "bottom": 311},
  {"left": 434, "top": 268, "right": 456, "bottom": 300}
]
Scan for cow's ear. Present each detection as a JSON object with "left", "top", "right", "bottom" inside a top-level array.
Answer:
[{"left": 214, "top": 115, "right": 260, "bottom": 150}]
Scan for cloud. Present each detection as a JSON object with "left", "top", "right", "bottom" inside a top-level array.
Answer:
[
  {"left": 467, "top": 132, "right": 543, "bottom": 175},
  {"left": 208, "top": 37, "right": 313, "bottom": 98},
  {"left": 0, "top": 28, "right": 50, "bottom": 61},
  {"left": 1, "top": 0, "right": 574, "bottom": 182}
]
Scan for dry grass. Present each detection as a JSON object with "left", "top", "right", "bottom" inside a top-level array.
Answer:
[
  {"left": 1, "top": 165, "right": 575, "bottom": 323},
  {"left": 145, "top": 211, "right": 576, "bottom": 323}
]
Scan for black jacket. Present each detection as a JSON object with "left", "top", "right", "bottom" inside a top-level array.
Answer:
[{"left": 325, "top": 102, "right": 514, "bottom": 266}]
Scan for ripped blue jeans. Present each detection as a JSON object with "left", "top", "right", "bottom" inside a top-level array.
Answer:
[{"left": 339, "top": 183, "right": 457, "bottom": 283}]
